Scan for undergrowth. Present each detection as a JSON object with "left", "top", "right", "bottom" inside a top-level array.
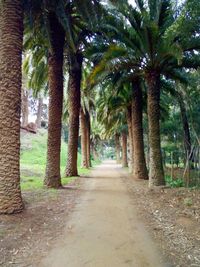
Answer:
[
  {"left": 165, "top": 175, "right": 184, "bottom": 188},
  {"left": 20, "top": 129, "right": 97, "bottom": 190}
]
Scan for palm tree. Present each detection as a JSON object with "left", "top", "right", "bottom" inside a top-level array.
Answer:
[
  {"left": 85, "top": 109, "right": 92, "bottom": 167},
  {"left": 132, "top": 79, "right": 148, "bottom": 179},
  {"left": 121, "top": 131, "right": 128, "bottom": 167},
  {"left": 44, "top": 12, "right": 65, "bottom": 188},
  {"left": 126, "top": 105, "right": 134, "bottom": 172},
  {"left": 65, "top": 0, "right": 102, "bottom": 176},
  {"left": 0, "top": 0, "right": 24, "bottom": 214},
  {"left": 115, "top": 133, "right": 121, "bottom": 163},
  {"left": 92, "top": 0, "right": 200, "bottom": 185},
  {"left": 65, "top": 51, "right": 83, "bottom": 176},
  {"left": 80, "top": 106, "right": 89, "bottom": 168},
  {"left": 88, "top": 46, "right": 148, "bottom": 178},
  {"left": 24, "top": 3, "right": 66, "bottom": 188},
  {"left": 96, "top": 86, "right": 130, "bottom": 168},
  {"left": 35, "top": 96, "right": 43, "bottom": 128},
  {"left": 80, "top": 67, "right": 97, "bottom": 168}
]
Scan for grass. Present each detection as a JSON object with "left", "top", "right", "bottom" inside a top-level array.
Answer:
[
  {"left": 20, "top": 129, "right": 97, "bottom": 191},
  {"left": 165, "top": 175, "right": 184, "bottom": 188}
]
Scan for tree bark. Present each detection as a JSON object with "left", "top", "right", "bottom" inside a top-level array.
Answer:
[
  {"left": 65, "top": 52, "right": 83, "bottom": 177},
  {"left": 80, "top": 107, "right": 89, "bottom": 168},
  {"left": 115, "top": 133, "right": 121, "bottom": 163},
  {"left": 0, "top": 0, "right": 24, "bottom": 214},
  {"left": 44, "top": 13, "right": 65, "bottom": 188},
  {"left": 121, "top": 132, "right": 128, "bottom": 167},
  {"left": 126, "top": 106, "right": 134, "bottom": 172},
  {"left": 91, "top": 142, "right": 99, "bottom": 161},
  {"left": 146, "top": 71, "right": 165, "bottom": 186},
  {"left": 131, "top": 81, "right": 148, "bottom": 180},
  {"left": 35, "top": 97, "right": 43, "bottom": 129},
  {"left": 21, "top": 88, "right": 29, "bottom": 127},
  {"left": 85, "top": 110, "right": 92, "bottom": 167}
]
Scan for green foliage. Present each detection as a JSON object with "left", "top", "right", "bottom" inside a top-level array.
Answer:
[
  {"left": 20, "top": 129, "right": 88, "bottom": 190},
  {"left": 165, "top": 175, "right": 184, "bottom": 187}
]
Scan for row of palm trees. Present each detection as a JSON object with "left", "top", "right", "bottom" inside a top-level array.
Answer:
[
  {"left": 89, "top": 0, "right": 200, "bottom": 186},
  {"left": 0, "top": 0, "right": 199, "bottom": 214},
  {"left": 0, "top": 0, "right": 99, "bottom": 214}
]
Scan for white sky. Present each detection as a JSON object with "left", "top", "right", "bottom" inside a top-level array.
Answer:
[{"left": 128, "top": 0, "right": 136, "bottom": 6}]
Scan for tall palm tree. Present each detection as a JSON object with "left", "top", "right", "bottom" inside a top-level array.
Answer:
[
  {"left": 80, "top": 67, "right": 96, "bottom": 168},
  {"left": 0, "top": 0, "right": 24, "bottom": 214},
  {"left": 91, "top": 0, "right": 200, "bottom": 185},
  {"left": 132, "top": 79, "right": 148, "bottom": 179},
  {"left": 121, "top": 131, "right": 128, "bottom": 167},
  {"left": 88, "top": 47, "right": 148, "bottom": 178},
  {"left": 65, "top": 0, "right": 103, "bottom": 176},
  {"left": 24, "top": 3, "right": 66, "bottom": 188},
  {"left": 65, "top": 51, "right": 83, "bottom": 176},
  {"left": 115, "top": 133, "right": 121, "bottom": 163},
  {"left": 96, "top": 87, "right": 129, "bottom": 168},
  {"left": 44, "top": 12, "right": 65, "bottom": 188},
  {"left": 80, "top": 107, "right": 89, "bottom": 168}
]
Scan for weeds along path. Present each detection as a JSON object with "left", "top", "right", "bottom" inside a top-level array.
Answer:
[{"left": 39, "top": 160, "right": 170, "bottom": 267}]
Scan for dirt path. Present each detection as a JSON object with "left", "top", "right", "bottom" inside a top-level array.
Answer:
[{"left": 39, "top": 161, "right": 171, "bottom": 267}]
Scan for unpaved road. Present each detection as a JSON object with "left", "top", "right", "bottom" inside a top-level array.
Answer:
[{"left": 40, "top": 161, "right": 171, "bottom": 267}]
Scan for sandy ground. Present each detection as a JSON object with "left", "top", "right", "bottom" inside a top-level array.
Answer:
[
  {"left": 2, "top": 161, "right": 199, "bottom": 266},
  {"left": 39, "top": 161, "right": 171, "bottom": 267}
]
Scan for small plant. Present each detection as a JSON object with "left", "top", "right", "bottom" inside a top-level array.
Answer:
[
  {"left": 183, "top": 197, "right": 193, "bottom": 206},
  {"left": 165, "top": 175, "right": 184, "bottom": 188}
]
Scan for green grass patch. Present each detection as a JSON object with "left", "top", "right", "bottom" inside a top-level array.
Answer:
[
  {"left": 165, "top": 175, "right": 184, "bottom": 188},
  {"left": 21, "top": 176, "right": 43, "bottom": 190},
  {"left": 20, "top": 129, "right": 99, "bottom": 190}
]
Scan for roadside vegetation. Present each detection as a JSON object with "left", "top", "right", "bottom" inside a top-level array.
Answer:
[{"left": 20, "top": 129, "right": 92, "bottom": 191}]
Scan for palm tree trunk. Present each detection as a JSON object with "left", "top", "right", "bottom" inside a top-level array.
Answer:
[
  {"left": 44, "top": 13, "right": 65, "bottom": 188},
  {"left": 80, "top": 107, "right": 89, "bottom": 168},
  {"left": 115, "top": 133, "right": 121, "bottom": 163},
  {"left": 21, "top": 88, "right": 29, "bottom": 127},
  {"left": 127, "top": 106, "right": 134, "bottom": 172},
  {"left": 91, "top": 142, "right": 99, "bottom": 161},
  {"left": 0, "top": 0, "right": 24, "bottom": 214},
  {"left": 121, "top": 132, "right": 128, "bottom": 167},
  {"left": 65, "top": 53, "right": 83, "bottom": 177},
  {"left": 132, "top": 81, "right": 148, "bottom": 180},
  {"left": 35, "top": 97, "right": 43, "bottom": 129},
  {"left": 86, "top": 110, "right": 92, "bottom": 167},
  {"left": 146, "top": 71, "right": 165, "bottom": 186}
]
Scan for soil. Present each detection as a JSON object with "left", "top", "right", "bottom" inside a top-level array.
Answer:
[
  {"left": 123, "top": 173, "right": 200, "bottom": 267},
  {"left": 0, "top": 179, "right": 81, "bottom": 267},
  {"left": 0, "top": 161, "right": 200, "bottom": 267}
]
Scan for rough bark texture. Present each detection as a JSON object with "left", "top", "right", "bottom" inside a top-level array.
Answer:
[
  {"left": 85, "top": 110, "right": 92, "bottom": 167},
  {"left": 91, "top": 142, "right": 99, "bottom": 161},
  {"left": 127, "top": 106, "right": 134, "bottom": 172},
  {"left": 146, "top": 72, "right": 165, "bottom": 186},
  {"left": 0, "top": 0, "right": 24, "bottom": 214},
  {"left": 115, "top": 134, "right": 121, "bottom": 163},
  {"left": 21, "top": 88, "right": 29, "bottom": 127},
  {"left": 35, "top": 97, "right": 43, "bottom": 129},
  {"left": 65, "top": 53, "right": 83, "bottom": 177},
  {"left": 44, "top": 13, "right": 65, "bottom": 188},
  {"left": 121, "top": 132, "right": 128, "bottom": 167},
  {"left": 80, "top": 108, "right": 89, "bottom": 168},
  {"left": 132, "top": 82, "right": 148, "bottom": 180}
]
